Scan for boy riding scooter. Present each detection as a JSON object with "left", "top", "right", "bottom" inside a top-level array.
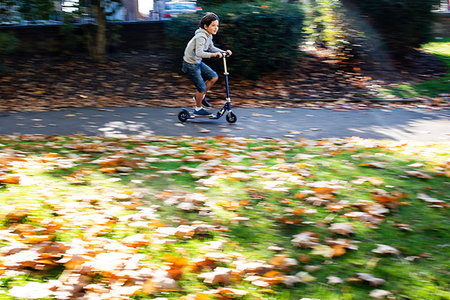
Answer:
[{"left": 181, "top": 12, "right": 232, "bottom": 116}]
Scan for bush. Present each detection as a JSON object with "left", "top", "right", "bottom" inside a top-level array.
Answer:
[
  {"left": 0, "top": 32, "right": 18, "bottom": 54},
  {"left": 165, "top": 1, "right": 304, "bottom": 79},
  {"left": 342, "top": 0, "right": 439, "bottom": 56}
]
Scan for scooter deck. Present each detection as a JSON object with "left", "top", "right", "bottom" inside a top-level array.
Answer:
[{"left": 188, "top": 113, "right": 218, "bottom": 119}]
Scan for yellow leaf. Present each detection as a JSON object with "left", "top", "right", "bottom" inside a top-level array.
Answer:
[{"left": 311, "top": 245, "right": 334, "bottom": 258}]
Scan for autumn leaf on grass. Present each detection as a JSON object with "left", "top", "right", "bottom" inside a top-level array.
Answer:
[
  {"left": 360, "top": 161, "right": 387, "bottom": 169},
  {"left": 9, "top": 282, "right": 52, "bottom": 299},
  {"left": 0, "top": 173, "right": 20, "bottom": 184},
  {"left": 417, "top": 193, "right": 447, "bottom": 208},
  {"left": 291, "top": 231, "right": 320, "bottom": 248},
  {"left": 328, "top": 223, "right": 355, "bottom": 236},
  {"left": 143, "top": 269, "right": 179, "bottom": 294},
  {"left": 295, "top": 271, "right": 317, "bottom": 283},
  {"left": 66, "top": 169, "right": 91, "bottom": 185},
  {"left": 163, "top": 253, "right": 189, "bottom": 280},
  {"left": 355, "top": 273, "right": 386, "bottom": 286},
  {"left": 325, "top": 238, "right": 359, "bottom": 257},
  {"left": 405, "top": 170, "right": 432, "bottom": 179},
  {"left": 310, "top": 245, "right": 335, "bottom": 258},
  {"left": 121, "top": 233, "right": 149, "bottom": 247},
  {"left": 352, "top": 176, "right": 384, "bottom": 186},
  {"left": 268, "top": 254, "right": 298, "bottom": 271},
  {"left": 234, "top": 260, "right": 274, "bottom": 274},
  {"left": 371, "top": 244, "right": 400, "bottom": 255},
  {"left": 370, "top": 289, "right": 394, "bottom": 299},
  {"left": 198, "top": 267, "right": 233, "bottom": 285},
  {"left": 327, "top": 275, "right": 344, "bottom": 285},
  {"left": 204, "top": 287, "right": 248, "bottom": 298},
  {"left": 191, "top": 257, "right": 218, "bottom": 273},
  {"left": 371, "top": 189, "right": 407, "bottom": 209}
]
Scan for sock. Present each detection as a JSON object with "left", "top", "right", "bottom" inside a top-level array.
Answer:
[{"left": 195, "top": 106, "right": 203, "bottom": 110}]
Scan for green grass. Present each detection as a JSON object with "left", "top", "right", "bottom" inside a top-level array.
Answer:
[
  {"left": 381, "top": 37, "right": 450, "bottom": 98},
  {"left": 0, "top": 135, "right": 449, "bottom": 299}
]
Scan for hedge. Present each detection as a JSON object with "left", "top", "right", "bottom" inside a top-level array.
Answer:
[
  {"left": 342, "top": 0, "right": 439, "bottom": 56},
  {"left": 165, "top": 1, "right": 304, "bottom": 79}
]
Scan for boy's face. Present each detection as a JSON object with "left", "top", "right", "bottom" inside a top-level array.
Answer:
[{"left": 204, "top": 20, "right": 219, "bottom": 35}]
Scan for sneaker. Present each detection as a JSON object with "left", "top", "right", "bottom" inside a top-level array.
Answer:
[
  {"left": 202, "top": 97, "right": 212, "bottom": 108},
  {"left": 194, "top": 107, "right": 212, "bottom": 116}
]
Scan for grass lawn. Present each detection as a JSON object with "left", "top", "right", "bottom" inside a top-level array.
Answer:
[
  {"left": 381, "top": 37, "right": 450, "bottom": 99},
  {"left": 0, "top": 135, "right": 449, "bottom": 299}
]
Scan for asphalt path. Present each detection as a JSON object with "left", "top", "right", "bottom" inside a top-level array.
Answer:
[{"left": 0, "top": 107, "right": 449, "bottom": 142}]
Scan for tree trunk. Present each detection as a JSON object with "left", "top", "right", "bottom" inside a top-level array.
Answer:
[{"left": 91, "top": 0, "right": 107, "bottom": 62}]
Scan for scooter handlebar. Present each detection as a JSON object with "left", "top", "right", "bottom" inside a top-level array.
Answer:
[{"left": 216, "top": 52, "right": 229, "bottom": 58}]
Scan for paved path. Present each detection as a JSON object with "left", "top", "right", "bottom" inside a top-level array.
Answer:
[{"left": 1, "top": 107, "right": 449, "bottom": 142}]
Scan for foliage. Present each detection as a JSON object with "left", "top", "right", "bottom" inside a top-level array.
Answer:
[
  {"left": 342, "top": 0, "right": 440, "bottom": 56},
  {"left": 380, "top": 37, "right": 450, "bottom": 98},
  {"left": 0, "top": 0, "right": 22, "bottom": 23},
  {"left": 303, "top": 0, "right": 346, "bottom": 50},
  {"left": 166, "top": 1, "right": 304, "bottom": 79},
  {"left": 0, "top": 31, "right": 18, "bottom": 54},
  {"left": 17, "top": 0, "right": 57, "bottom": 21},
  {"left": 198, "top": 0, "right": 253, "bottom": 7}
]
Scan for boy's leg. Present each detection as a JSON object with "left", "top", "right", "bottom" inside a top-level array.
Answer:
[
  {"left": 199, "top": 63, "right": 218, "bottom": 105},
  {"left": 195, "top": 76, "right": 218, "bottom": 107},
  {"left": 195, "top": 91, "right": 206, "bottom": 107},
  {"left": 205, "top": 76, "right": 218, "bottom": 93}
]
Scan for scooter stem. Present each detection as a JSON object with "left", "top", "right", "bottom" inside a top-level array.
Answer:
[{"left": 222, "top": 55, "right": 229, "bottom": 76}]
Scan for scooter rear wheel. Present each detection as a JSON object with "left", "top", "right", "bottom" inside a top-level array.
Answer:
[
  {"left": 226, "top": 112, "right": 237, "bottom": 124},
  {"left": 178, "top": 110, "right": 189, "bottom": 122}
]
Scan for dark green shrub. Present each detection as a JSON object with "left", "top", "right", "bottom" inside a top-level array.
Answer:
[
  {"left": 342, "top": 0, "right": 439, "bottom": 56},
  {"left": 18, "top": 0, "right": 56, "bottom": 21},
  {"left": 0, "top": 32, "right": 19, "bottom": 54},
  {"left": 165, "top": 1, "right": 304, "bottom": 79}
]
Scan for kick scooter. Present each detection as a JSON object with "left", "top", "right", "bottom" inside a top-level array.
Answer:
[{"left": 178, "top": 52, "right": 237, "bottom": 124}]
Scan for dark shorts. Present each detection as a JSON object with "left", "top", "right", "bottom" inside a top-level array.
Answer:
[{"left": 182, "top": 61, "right": 218, "bottom": 93}]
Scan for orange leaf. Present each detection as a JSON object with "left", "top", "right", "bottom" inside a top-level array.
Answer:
[
  {"left": 292, "top": 207, "right": 305, "bottom": 215},
  {"left": 294, "top": 192, "right": 307, "bottom": 199},
  {"left": 142, "top": 279, "right": 156, "bottom": 294},
  {"left": 313, "top": 187, "right": 335, "bottom": 194},
  {"left": 332, "top": 245, "right": 347, "bottom": 257},
  {"left": 0, "top": 174, "right": 20, "bottom": 184}
]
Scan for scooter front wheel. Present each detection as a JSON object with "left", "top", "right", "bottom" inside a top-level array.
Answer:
[
  {"left": 226, "top": 112, "right": 237, "bottom": 124},
  {"left": 178, "top": 110, "right": 189, "bottom": 122}
]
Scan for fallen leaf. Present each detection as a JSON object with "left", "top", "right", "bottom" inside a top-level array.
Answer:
[
  {"left": 311, "top": 245, "right": 334, "bottom": 258},
  {"left": 328, "top": 223, "right": 355, "bottom": 236},
  {"left": 417, "top": 193, "right": 446, "bottom": 207},
  {"left": 296, "top": 271, "right": 316, "bottom": 283},
  {"left": 405, "top": 171, "right": 432, "bottom": 179},
  {"left": 327, "top": 275, "right": 344, "bottom": 285},
  {"left": 370, "top": 289, "right": 393, "bottom": 299},
  {"left": 291, "top": 231, "right": 320, "bottom": 248},
  {"left": 356, "top": 273, "right": 386, "bottom": 286},
  {"left": 0, "top": 174, "right": 20, "bottom": 184},
  {"left": 371, "top": 244, "right": 400, "bottom": 255},
  {"left": 198, "top": 267, "right": 233, "bottom": 284},
  {"left": 268, "top": 255, "right": 298, "bottom": 270}
]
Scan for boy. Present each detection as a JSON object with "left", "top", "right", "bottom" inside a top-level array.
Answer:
[{"left": 182, "top": 12, "right": 232, "bottom": 116}]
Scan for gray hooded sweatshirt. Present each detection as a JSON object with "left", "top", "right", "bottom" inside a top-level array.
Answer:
[{"left": 183, "top": 28, "right": 223, "bottom": 64}]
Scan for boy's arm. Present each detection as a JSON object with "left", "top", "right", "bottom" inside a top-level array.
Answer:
[{"left": 195, "top": 37, "right": 214, "bottom": 58}]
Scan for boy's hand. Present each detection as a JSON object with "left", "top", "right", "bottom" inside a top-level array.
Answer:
[
  {"left": 214, "top": 52, "right": 223, "bottom": 58},
  {"left": 226, "top": 50, "right": 232, "bottom": 56}
]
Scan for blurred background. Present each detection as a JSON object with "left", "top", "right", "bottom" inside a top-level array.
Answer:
[{"left": 0, "top": 1, "right": 449, "bottom": 108}]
